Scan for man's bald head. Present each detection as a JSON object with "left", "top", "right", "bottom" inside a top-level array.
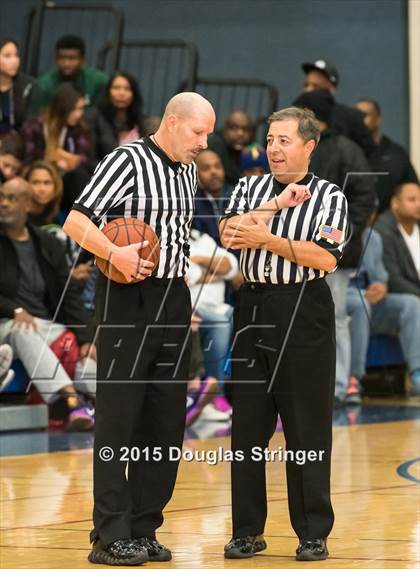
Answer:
[
  {"left": 163, "top": 92, "right": 215, "bottom": 121},
  {"left": 154, "top": 93, "right": 216, "bottom": 164},
  {"left": 3, "top": 177, "right": 32, "bottom": 199},
  {"left": 0, "top": 177, "right": 33, "bottom": 227}
]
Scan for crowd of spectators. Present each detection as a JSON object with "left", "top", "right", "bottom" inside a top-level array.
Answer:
[{"left": 0, "top": 33, "right": 419, "bottom": 431}]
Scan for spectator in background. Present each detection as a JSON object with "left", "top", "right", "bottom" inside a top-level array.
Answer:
[
  {"left": 347, "top": 209, "right": 420, "bottom": 402},
  {"left": 375, "top": 183, "right": 420, "bottom": 296},
  {"left": 187, "top": 227, "right": 239, "bottom": 420},
  {"left": 301, "top": 59, "right": 376, "bottom": 159},
  {"left": 193, "top": 149, "right": 232, "bottom": 245},
  {"left": 240, "top": 143, "right": 269, "bottom": 176},
  {"left": 355, "top": 98, "right": 419, "bottom": 212},
  {"left": 0, "top": 132, "right": 24, "bottom": 183},
  {"left": 0, "top": 178, "right": 96, "bottom": 430},
  {"left": 31, "top": 35, "right": 107, "bottom": 112},
  {"left": 23, "top": 160, "right": 95, "bottom": 306},
  {"left": 294, "top": 89, "right": 376, "bottom": 405},
  {"left": 22, "top": 82, "right": 93, "bottom": 212},
  {"left": 87, "top": 72, "right": 145, "bottom": 160},
  {"left": 0, "top": 39, "right": 35, "bottom": 136},
  {"left": 24, "top": 160, "right": 63, "bottom": 226},
  {"left": 208, "top": 111, "right": 255, "bottom": 185}
]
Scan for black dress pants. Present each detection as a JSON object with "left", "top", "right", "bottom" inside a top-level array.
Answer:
[
  {"left": 230, "top": 278, "right": 335, "bottom": 541},
  {"left": 91, "top": 275, "right": 191, "bottom": 546}
]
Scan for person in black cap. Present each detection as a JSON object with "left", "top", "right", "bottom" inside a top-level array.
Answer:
[
  {"left": 301, "top": 60, "right": 376, "bottom": 159},
  {"left": 293, "top": 89, "right": 376, "bottom": 405}
]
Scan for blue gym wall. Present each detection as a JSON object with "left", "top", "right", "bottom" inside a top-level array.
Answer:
[{"left": 0, "top": 0, "right": 409, "bottom": 147}]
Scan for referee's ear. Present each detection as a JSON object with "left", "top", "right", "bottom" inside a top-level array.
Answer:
[{"left": 305, "top": 139, "right": 316, "bottom": 159}]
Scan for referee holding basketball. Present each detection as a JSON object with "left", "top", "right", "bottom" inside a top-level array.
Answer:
[
  {"left": 64, "top": 93, "right": 215, "bottom": 566},
  {"left": 220, "top": 107, "right": 348, "bottom": 562}
]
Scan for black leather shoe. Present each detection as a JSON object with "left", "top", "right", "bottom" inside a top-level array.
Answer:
[
  {"left": 88, "top": 538, "right": 148, "bottom": 565},
  {"left": 224, "top": 535, "right": 267, "bottom": 558},
  {"left": 133, "top": 537, "right": 172, "bottom": 561},
  {"left": 296, "top": 538, "right": 328, "bottom": 561}
]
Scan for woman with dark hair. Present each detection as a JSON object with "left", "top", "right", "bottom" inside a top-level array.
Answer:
[
  {"left": 24, "top": 160, "right": 63, "bottom": 226},
  {"left": 87, "top": 71, "right": 145, "bottom": 159},
  {"left": 24, "top": 159, "right": 96, "bottom": 302},
  {"left": 21, "top": 82, "right": 93, "bottom": 211},
  {"left": 0, "top": 39, "right": 35, "bottom": 136}
]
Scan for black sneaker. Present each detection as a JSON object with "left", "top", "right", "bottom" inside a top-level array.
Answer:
[
  {"left": 133, "top": 537, "right": 172, "bottom": 561},
  {"left": 88, "top": 538, "right": 148, "bottom": 565},
  {"left": 224, "top": 535, "right": 267, "bottom": 558},
  {"left": 296, "top": 538, "right": 328, "bottom": 561}
]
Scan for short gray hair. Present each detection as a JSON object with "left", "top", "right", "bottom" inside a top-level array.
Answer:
[{"left": 268, "top": 107, "right": 321, "bottom": 146}]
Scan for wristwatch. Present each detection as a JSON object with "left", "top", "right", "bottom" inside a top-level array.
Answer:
[{"left": 14, "top": 307, "right": 24, "bottom": 315}]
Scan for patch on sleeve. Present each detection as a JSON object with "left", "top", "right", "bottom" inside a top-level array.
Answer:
[{"left": 318, "top": 224, "right": 343, "bottom": 245}]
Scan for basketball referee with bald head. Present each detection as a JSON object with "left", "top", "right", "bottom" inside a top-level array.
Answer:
[
  {"left": 220, "top": 107, "right": 348, "bottom": 562},
  {"left": 64, "top": 93, "right": 215, "bottom": 566}
]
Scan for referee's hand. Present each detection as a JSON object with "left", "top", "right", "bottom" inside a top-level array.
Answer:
[
  {"left": 278, "top": 184, "right": 311, "bottom": 208},
  {"left": 111, "top": 242, "right": 155, "bottom": 282}
]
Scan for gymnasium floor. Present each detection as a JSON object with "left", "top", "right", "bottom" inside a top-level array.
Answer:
[{"left": 1, "top": 398, "right": 419, "bottom": 569}]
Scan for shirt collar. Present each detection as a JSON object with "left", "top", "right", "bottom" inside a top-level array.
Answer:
[
  {"left": 272, "top": 172, "right": 314, "bottom": 195},
  {"left": 144, "top": 135, "right": 181, "bottom": 171}
]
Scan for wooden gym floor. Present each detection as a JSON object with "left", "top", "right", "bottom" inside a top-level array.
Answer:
[{"left": 1, "top": 399, "right": 419, "bottom": 569}]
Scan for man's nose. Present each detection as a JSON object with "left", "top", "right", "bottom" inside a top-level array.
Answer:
[{"left": 199, "top": 136, "right": 208, "bottom": 149}]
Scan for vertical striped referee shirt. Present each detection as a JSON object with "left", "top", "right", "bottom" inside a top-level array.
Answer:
[
  {"left": 72, "top": 136, "right": 197, "bottom": 279},
  {"left": 221, "top": 172, "right": 348, "bottom": 284}
]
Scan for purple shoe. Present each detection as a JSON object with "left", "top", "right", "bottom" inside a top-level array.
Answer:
[
  {"left": 213, "top": 395, "right": 232, "bottom": 414},
  {"left": 67, "top": 405, "right": 95, "bottom": 432}
]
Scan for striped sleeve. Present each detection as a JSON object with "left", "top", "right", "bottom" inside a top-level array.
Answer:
[
  {"left": 312, "top": 186, "right": 348, "bottom": 263},
  {"left": 220, "top": 177, "right": 249, "bottom": 220},
  {"left": 72, "top": 148, "right": 135, "bottom": 224}
]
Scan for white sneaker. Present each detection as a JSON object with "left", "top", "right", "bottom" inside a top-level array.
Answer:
[{"left": 199, "top": 403, "right": 231, "bottom": 422}]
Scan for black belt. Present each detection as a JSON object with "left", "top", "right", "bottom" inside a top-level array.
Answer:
[{"left": 243, "top": 278, "right": 325, "bottom": 292}]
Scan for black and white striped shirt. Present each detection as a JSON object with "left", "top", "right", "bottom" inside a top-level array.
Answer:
[
  {"left": 73, "top": 136, "right": 197, "bottom": 278},
  {"left": 221, "top": 173, "right": 348, "bottom": 284}
]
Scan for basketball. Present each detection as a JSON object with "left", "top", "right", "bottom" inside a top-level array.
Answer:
[{"left": 96, "top": 218, "right": 160, "bottom": 284}]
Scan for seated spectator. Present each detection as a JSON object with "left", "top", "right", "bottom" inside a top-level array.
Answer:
[
  {"left": 347, "top": 212, "right": 420, "bottom": 401},
  {"left": 0, "top": 343, "right": 14, "bottom": 392},
  {"left": 0, "top": 39, "right": 34, "bottom": 136},
  {"left": 87, "top": 71, "right": 145, "bottom": 160},
  {"left": 23, "top": 159, "right": 95, "bottom": 305},
  {"left": 375, "top": 182, "right": 420, "bottom": 296},
  {"left": 22, "top": 82, "right": 93, "bottom": 212},
  {"left": 208, "top": 111, "right": 255, "bottom": 185},
  {"left": 293, "top": 89, "right": 376, "bottom": 406},
  {"left": 0, "top": 178, "right": 96, "bottom": 430},
  {"left": 31, "top": 35, "right": 107, "bottom": 112},
  {"left": 354, "top": 98, "right": 419, "bottom": 212},
  {"left": 300, "top": 59, "right": 375, "bottom": 158},
  {"left": 187, "top": 228, "right": 239, "bottom": 417},
  {"left": 193, "top": 149, "right": 232, "bottom": 245},
  {"left": 0, "top": 132, "right": 24, "bottom": 183},
  {"left": 24, "top": 160, "right": 63, "bottom": 226},
  {"left": 186, "top": 317, "right": 221, "bottom": 427},
  {"left": 240, "top": 143, "right": 269, "bottom": 176}
]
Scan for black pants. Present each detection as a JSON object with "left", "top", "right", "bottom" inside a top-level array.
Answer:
[
  {"left": 91, "top": 275, "right": 192, "bottom": 546},
  {"left": 230, "top": 278, "right": 335, "bottom": 541}
]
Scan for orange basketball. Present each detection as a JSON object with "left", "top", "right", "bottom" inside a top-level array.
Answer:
[{"left": 96, "top": 218, "right": 160, "bottom": 284}]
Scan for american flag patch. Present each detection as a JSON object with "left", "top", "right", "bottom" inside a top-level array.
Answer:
[{"left": 319, "top": 224, "right": 343, "bottom": 244}]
